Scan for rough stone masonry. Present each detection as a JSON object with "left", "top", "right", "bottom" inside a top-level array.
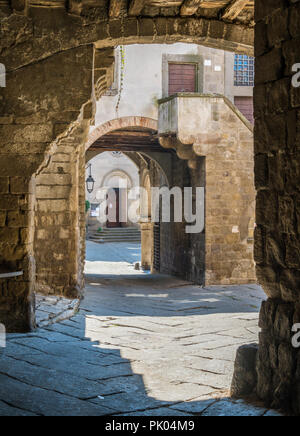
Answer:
[{"left": 0, "top": 0, "right": 300, "bottom": 416}]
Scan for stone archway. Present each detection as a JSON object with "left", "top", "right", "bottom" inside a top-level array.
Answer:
[
  {"left": 86, "top": 116, "right": 173, "bottom": 186},
  {"left": 1, "top": 0, "right": 300, "bottom": 416},
  {"left": 0, "top": 1, "right": 254, "bottom": 331},
  {"left": 86, "top": 117, "right": 158, "bottom": 150},
  {"left": 85, "top": 117, "right": 174, "bottom": 274}
]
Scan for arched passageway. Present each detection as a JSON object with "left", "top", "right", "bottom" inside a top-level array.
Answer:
[
  {"left": 1, "top": 0, "right": 300, "bottom": 415},
  {"left": 84, "top": 111, "right": 256, "bottom": 286},
  {"left": 84, "top": 118, "right": 196, "bottom": 280},
  {"left": 0, "top": 1, "right": 254, "bottom": 332}
]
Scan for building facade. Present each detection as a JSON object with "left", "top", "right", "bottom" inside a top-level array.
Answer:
[{"left": 92, "top": 43, "right": 254, "bottom": 130}]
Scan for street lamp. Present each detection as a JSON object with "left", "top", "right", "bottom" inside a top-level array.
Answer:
[{"left": 86, "top": 164, "right": 95, "bottom": 194}]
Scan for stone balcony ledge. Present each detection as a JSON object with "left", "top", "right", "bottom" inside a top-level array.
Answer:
[
  {"left": 0, "top": 271, "right": 23, "bottom": 279},
  {"left": 158, "top": 93, "right": 253, "bottom": 140}
]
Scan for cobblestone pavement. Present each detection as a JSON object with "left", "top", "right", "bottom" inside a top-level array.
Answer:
[{"left": 0, "top": 243, "right": 282, "bottom": 416}]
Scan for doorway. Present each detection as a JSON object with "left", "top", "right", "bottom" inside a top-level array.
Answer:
[{"left": 106, "top": 187, "right": 121, "bottom": 228}]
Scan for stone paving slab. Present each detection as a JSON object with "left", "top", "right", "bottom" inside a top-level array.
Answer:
[
  {"left": 201, "top": 399, "right": 266, "bottom": 416},
  {"left": 0, "top": 355, "right": 117, "bottom": 400},
  {"left": 122, "top": 408, "right": 190, "bottom": 416},
  {"left": 35, "top": 294, "right": 80, "bottom": 328},
  {"left": 0, "top": 242, "right": 284, "bottom": 416},
  {"left": 0, "top": 374, "right": 113, "bottom": 416}
]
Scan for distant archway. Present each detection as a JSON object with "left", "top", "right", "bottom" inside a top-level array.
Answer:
[{"left": 86, "top": 117, "right": 158, "bottom": 150}]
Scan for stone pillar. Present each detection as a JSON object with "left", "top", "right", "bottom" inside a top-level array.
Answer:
[
  {"left": 34, "top": 121, "right": 90, "bottom": 298},
  {"left": 140, "top": 222, "right": 153, "bottom": 271},
  {"left": 0, "top": 176, "right": 36, "bottom": 332},
  {"left": 254, "top": 0, "right": 300, "bottom": 413},
  {"left": 0, "top": 44, "right": 94, "bottom": 331},
  {"left": 159, "top": 99, "right": 256, "bottom": 287}
]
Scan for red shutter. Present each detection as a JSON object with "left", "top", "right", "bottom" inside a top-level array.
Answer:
[
  {"left": 168, "top": 63, "right": 196, "bottom": 96},
  {"left": 234, "top": 97, "right": 254, "bottom": 125}
]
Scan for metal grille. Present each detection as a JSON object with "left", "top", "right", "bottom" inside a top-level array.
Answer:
[
  {"left": 234, "top": 55, "right": 254, "bottom": 87},
  {"left": 153, "top": 223, "right": 161, "bottom": 272}
]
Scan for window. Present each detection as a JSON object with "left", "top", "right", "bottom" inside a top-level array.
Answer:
[
  {"left": 91, "top": 203, "right": 100, "bottom": 217},
  {"left": 234, "top": 55, "right": 254, "bottom": 87},
  {"left": 168, "top": 63, "right": 197, "bottom": 96}
]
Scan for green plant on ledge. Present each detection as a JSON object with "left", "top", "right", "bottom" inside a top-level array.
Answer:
[{"left": 85, "top": 200, "right": 91, "bottom": 213}]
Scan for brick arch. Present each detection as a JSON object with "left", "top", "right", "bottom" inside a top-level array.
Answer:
[
  {"left": 86, "top": 117, "right": 172, "bottom": 187},
  {"left": 86, "top": 117, "right": 158, "bottom": 151}
]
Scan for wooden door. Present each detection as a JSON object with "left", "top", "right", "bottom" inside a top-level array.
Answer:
[
  {"left": 168, "top": 63, "right": 197, "bottom": 96},
  {"left": 107, "top": 188, "right": 121, "bottom": 228}
]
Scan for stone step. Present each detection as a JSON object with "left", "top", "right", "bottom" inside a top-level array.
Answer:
[
  {"left": 90, "top": 235, "right": 141, "bottom": 239},
  {"left": 89, "top": 226, "right": 141, "bottom": 243},
  {"left": 90, "top": 238, "right": 141, "bottom": 243},
  {"left": 90, "top": 234, "right": 141, "bottom": 238},
  {"left": 99, "top": 228, "right": 140, "bottom": 233}
]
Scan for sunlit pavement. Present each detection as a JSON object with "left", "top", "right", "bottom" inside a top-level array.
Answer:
[
  {"left": 0, "top": 242, "right": 282, "bottom": 416},
  {"left": 85, "top": 241, "right": 147, "bottom": 276}
]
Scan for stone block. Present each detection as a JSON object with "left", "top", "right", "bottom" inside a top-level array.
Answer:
[
  {"left": 0, "top": 227, "right": 19, "bottom": 244},
  {"left": 0, "top": 178, "right": 9, "bottom": 194},
  {"left": 10, "top": 177, "right": 32, "bottom": 194},
  {"left": 0, "top": 212, "right": 6, "bottom": 227},
  {"left": 36, "top": 185, "right": 71, "bottom": 200},
  {"left": 274, "top": 302, "right": 294, "bottom": 342},
  {"left": 0, "top": 124, "right": 53, "bottom": 143},
  {"left": 7, "top": 211, "right": 28, "bottom": 228},
  {"left": 256, "top": 266, "right": 281, "bottom": 299},
  {"left": 0, "top": 195, "right": 19, "bottom": 211},
  {"left": 231, "top": 344, "right": 258, "bottom": 398},
  {"left": 255, "top": 49, "right": 283, "bottom": 85}
]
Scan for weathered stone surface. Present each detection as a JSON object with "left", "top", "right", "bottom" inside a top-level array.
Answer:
[
  {"left": 253, "top": 0, "right": 300, "bottom": 414},
  {"left": 231, "top": 343, "right": 258, "bottom": 398},
  {"left": 0, "top": 264, "right": 281, "bottom": 416}
]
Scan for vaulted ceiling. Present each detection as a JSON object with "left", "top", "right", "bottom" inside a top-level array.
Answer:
[
  {"left": 108, "top": 0, "right": 254, "bottom": 27},
  {"left": 1, "top": 0, "right": 254, "bottom": 73},
  {"left": 5, "top": 0, "right": 254, "bottom": 28},
  {"left": 89, "top": 127, "right": 166, "bottom": 153}
]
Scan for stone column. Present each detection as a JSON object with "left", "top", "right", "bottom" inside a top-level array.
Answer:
[
  {"left": 0, "top": 45, "right": 94, "bottom": 331},
  {"left": 0, "top": 175, "right": 36, "bottom": 332},
  {"left": 140, "top": 222, "right": 153, "bottom": 271},
  {"left": 254, "top": 0, "right": 300, "bottom": 413},
  {"left": 34, "top": 121, "right": 90, "bottom": 298}
]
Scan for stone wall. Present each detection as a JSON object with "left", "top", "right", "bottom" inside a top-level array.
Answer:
[
  {"left": 146, "top": 152, "right": 206, "bottom": 284},
  {"left": 0, "top": 2, "right": 254, "bottom": 332},
  {"left": 159, "top": 95, "right": 256, "bottom": 286},
  {"left": 34, "top": 122, "right": 89, "bottom": 298},
  {"left": 254, "top": 0, "right": 300, "bottom": 414},
  {"left": 159, "top": 154, "right": 191, "bottom": 279},
  {"left": 0, "top": 45, "right": 94, "bottom": 331}
]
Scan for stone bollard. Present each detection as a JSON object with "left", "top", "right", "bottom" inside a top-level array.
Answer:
[{"left": 231, "top": 343, "right": 258, "bottom": 398}]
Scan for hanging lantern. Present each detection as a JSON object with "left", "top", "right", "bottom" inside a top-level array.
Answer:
[{"left": 86, "top": 164, "right": 95, "bottom": 194}]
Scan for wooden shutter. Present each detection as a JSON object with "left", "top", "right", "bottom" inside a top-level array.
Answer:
[
  {"left": 234, "top": 97, "right": 254, "bottom": 125},
  {"left": 168, "top": 63, "right": 197, "bottom": 96}
]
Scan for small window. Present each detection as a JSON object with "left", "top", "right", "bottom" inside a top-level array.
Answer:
[
  {"left": 90, "top": 203, "right": 100, "bottom": 217},
  {"left": 168, "top": 63, "right": 197, "bottom": 96},
  {"left": 234, "top": 55, "right": 254, "bottom": 87}
]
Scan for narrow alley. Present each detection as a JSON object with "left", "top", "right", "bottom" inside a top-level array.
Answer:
[{"left": 0, "top": 242, "right": 280, "bottom": 416}]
